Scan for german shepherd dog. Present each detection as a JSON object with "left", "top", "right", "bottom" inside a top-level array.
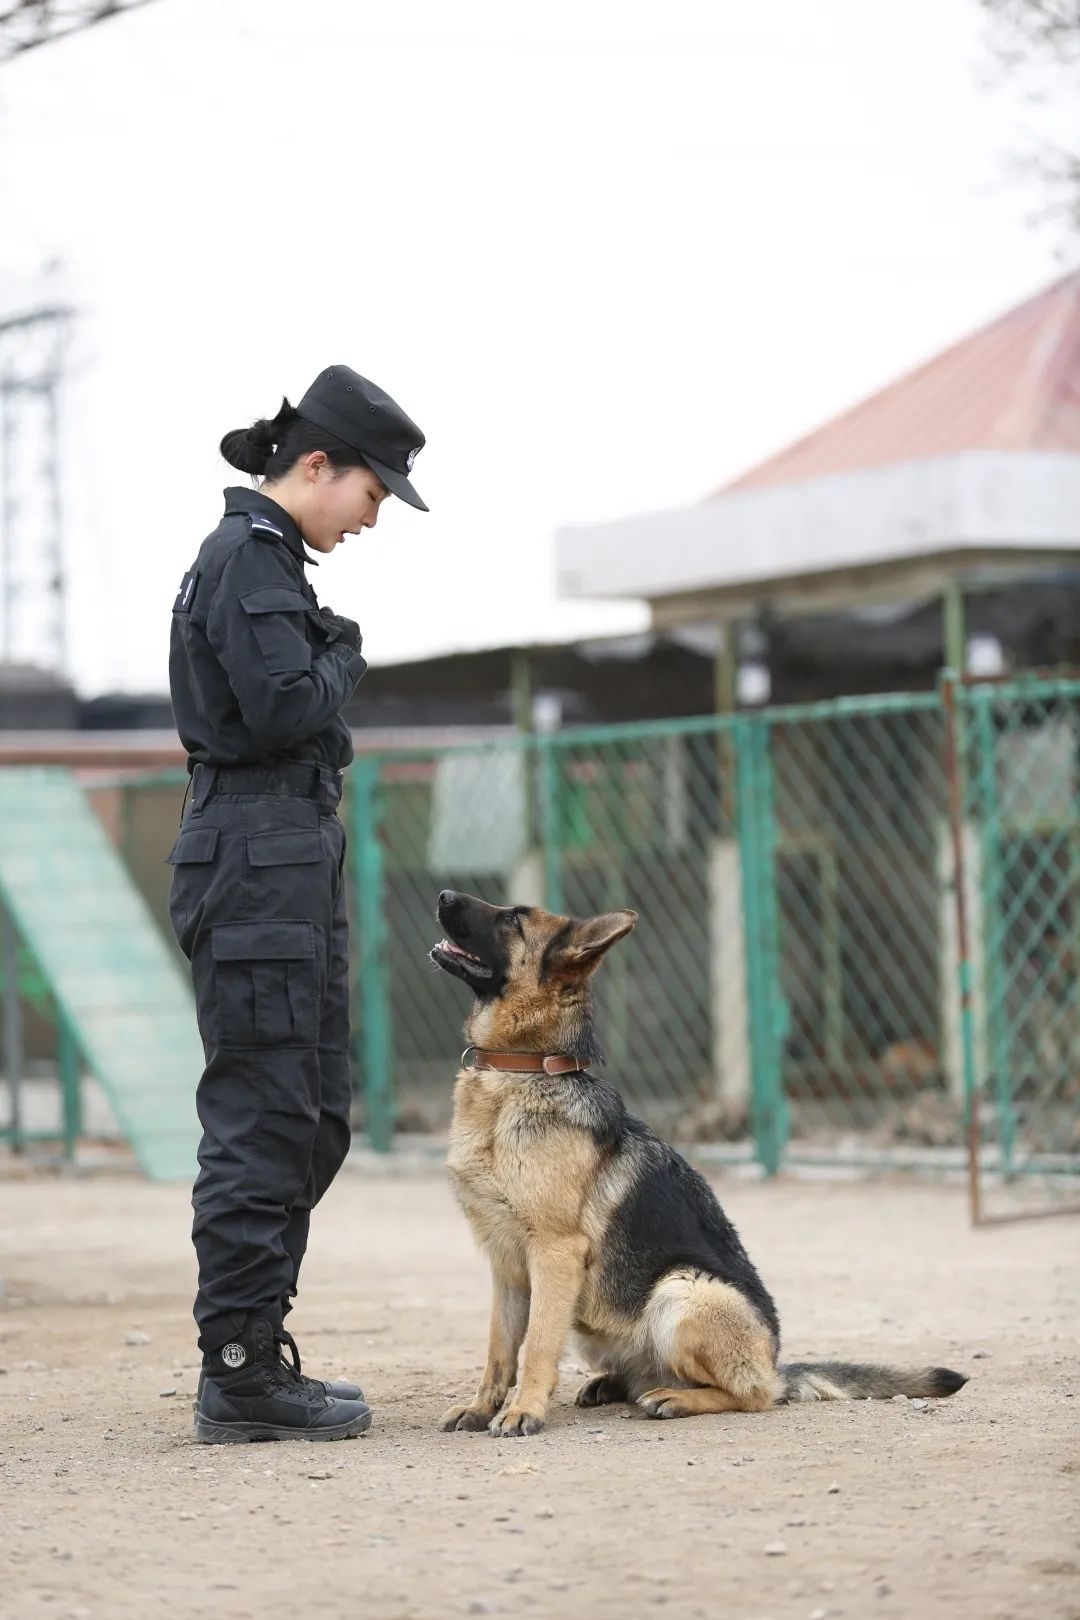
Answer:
[{"left": 431, "top": 891, "right": 967, "bottom": 1437}]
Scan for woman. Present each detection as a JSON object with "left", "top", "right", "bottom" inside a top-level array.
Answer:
[{"left": 167, "top": 365, "right": 427, "bottom": 1443}]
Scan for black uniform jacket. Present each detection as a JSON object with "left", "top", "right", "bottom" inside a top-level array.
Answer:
[{"left": 170, "top": 487, "right": 367, "bottom": 771}]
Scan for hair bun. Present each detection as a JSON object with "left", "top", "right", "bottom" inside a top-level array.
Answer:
[
  {"left": 246, "top": 418, "right": 276, "bottom": 454},
  {"left": 219, "top": 398, "right": 295, "bottom": 476}
]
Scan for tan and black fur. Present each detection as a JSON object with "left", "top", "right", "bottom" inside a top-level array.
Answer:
[{"left": 431, "top": 891, "right": 967, "bottom": 1437}]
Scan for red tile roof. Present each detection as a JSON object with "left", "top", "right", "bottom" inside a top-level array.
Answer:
[{"left": 720, "top": 271, "right": 1080, "bottom": 494}]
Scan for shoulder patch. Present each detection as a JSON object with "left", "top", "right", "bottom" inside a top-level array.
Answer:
[
  {"left": 248, "top": 515, "right": 284, "bottom": 540},
  {"left": 173, "top": 569, "right": 199, "bottom": 613}
]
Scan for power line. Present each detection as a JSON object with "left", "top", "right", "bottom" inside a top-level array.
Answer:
[{"left": 0, "top": 1, "right": 162, "bottom": 63}]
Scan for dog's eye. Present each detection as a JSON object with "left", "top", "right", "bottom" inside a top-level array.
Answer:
[{"left": 510, "top": 910, "right": 526, "bottom": 937}]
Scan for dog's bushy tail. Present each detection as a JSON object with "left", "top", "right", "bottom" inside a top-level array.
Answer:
[{"left": 779, "top": 1361, "right": 968, "bottom": 1403}]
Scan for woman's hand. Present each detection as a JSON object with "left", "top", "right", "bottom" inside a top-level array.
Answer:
[{"left": 318, "top": 607, "right": 363, "bottom": 652}]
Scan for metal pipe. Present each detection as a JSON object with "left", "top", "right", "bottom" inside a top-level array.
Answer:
[
  {"left": 943, "top": 675, "right": 981, "bottom": 1226},
  {"left": 2, "top": 904, "right": 23, "bottom": 1150}
]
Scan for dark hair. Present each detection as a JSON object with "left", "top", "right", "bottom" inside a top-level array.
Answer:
[{"left": 219, "top": 397, "right": 370, "bottom": 480}]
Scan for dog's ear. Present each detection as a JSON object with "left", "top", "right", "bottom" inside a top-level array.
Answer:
[{"left": 551, "top": 910, "right": 637, "bottom": 977}]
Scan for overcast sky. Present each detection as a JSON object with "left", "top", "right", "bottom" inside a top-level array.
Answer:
[{"left": 0, "top": 0, "right": 1072, "bottom": 696}]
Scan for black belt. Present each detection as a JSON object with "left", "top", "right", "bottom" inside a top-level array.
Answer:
[{"left": 190, "top": 760, "right": 343, "bottom": 812}]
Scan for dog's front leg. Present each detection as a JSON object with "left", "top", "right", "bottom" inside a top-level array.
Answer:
[
  {"left": 489, "top": 1236, "right": 587, "bottom": 1437},
  {"left": 440, "top": 1268, "right": 529, "bottom": 1432}
]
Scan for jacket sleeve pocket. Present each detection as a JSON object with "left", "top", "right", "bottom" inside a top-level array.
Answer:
[{"left": 239, "top": 587, "right": 318, "bottom": 675}]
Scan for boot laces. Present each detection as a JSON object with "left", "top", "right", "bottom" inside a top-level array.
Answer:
[
  {"left": 276, "top": 1328, "right": 304, "bottom": 1380},
  {"left": 275, "top": 1328, "right": 325, "bottom": 1399}
]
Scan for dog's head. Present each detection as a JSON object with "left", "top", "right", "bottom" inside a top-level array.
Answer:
[{"left": 430, "top": 889, "right": 637, "bottom": 1058}]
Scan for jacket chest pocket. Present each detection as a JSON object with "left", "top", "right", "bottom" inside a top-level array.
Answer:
[
  {"left": 239, "top": 586, "right": 328, "bottom": 674},
  {"left": 211, "top": 919, "right": 318, "bottom": 1048}
]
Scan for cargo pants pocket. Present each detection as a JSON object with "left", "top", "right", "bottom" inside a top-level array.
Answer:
[
  {"left": 166, "top": 825, "right": 220, "bottom": 954},
  {"left": 211, "top": 920, "right": 318, "bottom": 1048}
]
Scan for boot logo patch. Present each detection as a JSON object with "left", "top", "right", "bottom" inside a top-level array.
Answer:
[{"left": 221, "top": 1342, "right": 247, "bottom": 1369}]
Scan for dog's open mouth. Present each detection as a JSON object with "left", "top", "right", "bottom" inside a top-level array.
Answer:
[{"left": 431, "top": 938, "right": 494, "bottom": 980}]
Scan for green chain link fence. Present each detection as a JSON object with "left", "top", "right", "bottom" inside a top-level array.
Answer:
[
  {"left": 765, "top": 692, "right": 952, "bottom": 1165},
  {"left": 3, "top": 674, "right": 1077, "bottom": 1206},
  {"left": 947, "top": 674, "right": 1080, "bottom": 1220},
  {"left": 352, "top": 676, "right": 1080, "bottom": 1205}
]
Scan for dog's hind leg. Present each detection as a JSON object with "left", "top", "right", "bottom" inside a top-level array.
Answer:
[
  {"left": 440, "top": 1267, "right": 529, "bottom": 1432},
  {"left": 639, "top": 1385, "right": 749, "bottom": 1418},
  {"left": 638, "top": 1272, "right": 782, "bottom": 1421},
  {"left": 575, "top": 1372, "right": 629, "bottom": 1408}
]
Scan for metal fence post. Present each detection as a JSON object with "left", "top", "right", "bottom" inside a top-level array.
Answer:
[
  {"left": 973, "top": 689, "right": 1016, "bottom": 1177},
  {"left": 351, "top": 756, "right": 394, "bottom": 1153},
  {"left": 943, "top": 675, "right": 982, "bottom": 1223},
  {"left": 736, "top": 716, "right": 788, "bottom": 1174},
  {"left": 539, "top": 735, "right": 564, "bottom": 912},
  {"left": 58, "top": 1013, "right": 81, "bottom": 1158},
  {"left": 759, "top": 718, "right": 790, "bottom": 1167},
  {"left": 2, "top": 902, "right": 23, "bottom": 1151}
]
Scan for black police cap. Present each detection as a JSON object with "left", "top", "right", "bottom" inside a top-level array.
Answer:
[{"left": 297, "top": 365, "right": 428, "bottom": 511}]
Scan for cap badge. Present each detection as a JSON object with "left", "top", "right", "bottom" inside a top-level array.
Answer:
[{"left": 406, "top": 446, "right": 420, "bottom": 472}]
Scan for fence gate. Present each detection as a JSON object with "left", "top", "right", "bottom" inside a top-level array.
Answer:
[{"left": 946, "top": 673, "right": 1080, "bottom": 1224}]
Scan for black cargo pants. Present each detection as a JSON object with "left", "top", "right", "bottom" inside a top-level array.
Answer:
[{"left": 167, "top": 762, "right": 352, "bottom": 1352}]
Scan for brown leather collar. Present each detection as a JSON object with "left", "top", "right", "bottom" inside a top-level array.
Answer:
[{"left": 462, "top": 1046, "right": 583, "bottom": 1076}]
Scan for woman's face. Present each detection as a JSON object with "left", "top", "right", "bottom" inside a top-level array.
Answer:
[{"left": 275, "top": 455, "right": 390, "bottom": 554}]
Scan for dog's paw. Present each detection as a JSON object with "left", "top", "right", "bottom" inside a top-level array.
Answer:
[
  {"left": 575, "top": 1375, "right": 627, "bottom": 1408},
  {"left": 489, "top": 1405, "right": 544, "bottom": 1438},
  {"left": 439, "top": 1403, "right": 496, "bottom": 1433},
  {"left": 638, "top": 1389, "right": 690, "bottom": 1420}
]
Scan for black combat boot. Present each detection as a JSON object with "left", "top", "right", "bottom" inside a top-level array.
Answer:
[
  {"left": 194, "top": 1316, "right": 372, "bottom": 1444},
  {"left": 194, "top": 1326, "right": 365, "bottom": 1410}
]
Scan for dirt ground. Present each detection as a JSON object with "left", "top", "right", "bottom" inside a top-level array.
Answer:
[{"left": 0, "top": 1163, "right": 1077, "bottom": 1620}]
